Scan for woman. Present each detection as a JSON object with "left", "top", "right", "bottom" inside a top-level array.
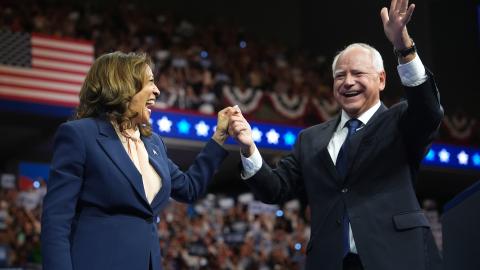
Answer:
[{"left": 41, "top": 51, "right": 234, "bottom": 270}]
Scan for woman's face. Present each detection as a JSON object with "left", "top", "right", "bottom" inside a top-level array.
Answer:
[{"left": 129, "top": 65, "right": 159, "bottom": 125}]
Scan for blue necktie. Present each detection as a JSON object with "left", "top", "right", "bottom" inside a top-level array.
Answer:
[
  {"left": 336, "top": 118, "right": 361, "bottom": 179},
  {"left": 336, "top": 118, "right": 362, "bottom": 257}
]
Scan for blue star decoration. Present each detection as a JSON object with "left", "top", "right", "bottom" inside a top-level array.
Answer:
[
  {"left": 425, "top": 149, "right": 435, "bottom": 161},
  {"left": 473, "top": 153, "right": 480, "bottom": 166},
  {"left": 177, "top": 119, "right": 191, "bottom": 134},
  {"left": 283, "top": 132, "right": 296, "bottom": 146}
]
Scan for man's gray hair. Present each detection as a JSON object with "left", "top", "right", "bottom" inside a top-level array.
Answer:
[{"left": 331, "top": 43, "right": 384, "bottom": 77}]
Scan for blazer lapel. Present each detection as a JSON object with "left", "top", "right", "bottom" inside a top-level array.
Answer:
[
  {"left": 95, "top": 119, "right": 150, "bottom": 206},
  {"left": 141, "top": 136, "right": 170, "bottom": 209},
  {"left": 314, "top": 116, "right": 341, "bottom": 181},
  {"left": 141, "top": 136, "right": 166, "bottom": 180}
]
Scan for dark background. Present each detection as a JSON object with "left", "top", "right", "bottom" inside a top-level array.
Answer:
[{"left": 143, "top": 0, "right": 479, "bottom": 116}]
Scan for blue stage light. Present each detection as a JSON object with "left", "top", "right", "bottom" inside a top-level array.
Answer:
[
  {"left": 284, "top": 132, "right": 296, "bottom": 146},
  {"left": 473, "top": 153, "right": 480, "bottom": 166},
  {"left": 425, "top": 149, "right": 435, "bottom": 161},
  {"left": 177, "top": 119, "right": 191, "bottom": 134}
]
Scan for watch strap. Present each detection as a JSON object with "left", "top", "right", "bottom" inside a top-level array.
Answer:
[{"left": 394, "top": 41, "right": 416, "bottom": 57}]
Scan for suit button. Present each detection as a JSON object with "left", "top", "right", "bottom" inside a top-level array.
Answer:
[
  {"left": 341, "top": 188, "right": 349, "bottom": 193},
  {"left": 336, "top": 219, "right": 342, "bottom": 226}
]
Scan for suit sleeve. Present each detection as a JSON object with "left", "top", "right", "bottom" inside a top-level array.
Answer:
[
  {"left": 158, "top": 137, "right": 228, "bottom": 203},
  {"left": 244, "top": 131, "right": 304, "bottom": 204},
  {"left": 401, "top": 70, "right": 444, "bottom": 166},
  {"left": 41, "top": 123, "right": 85, "bottom": 270}
]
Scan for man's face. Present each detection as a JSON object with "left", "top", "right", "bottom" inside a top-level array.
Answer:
[{"left": 333, "top": 47, "right": 385, "bottom": 118}]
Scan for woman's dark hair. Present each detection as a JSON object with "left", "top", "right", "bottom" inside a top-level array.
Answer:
[{"left": 76, "top": 51, "right": 153, "bottom": 136}]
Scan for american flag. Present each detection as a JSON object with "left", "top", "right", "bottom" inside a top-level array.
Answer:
[{"left": 0, "top": 31, "right": 94, "bottom": 107}]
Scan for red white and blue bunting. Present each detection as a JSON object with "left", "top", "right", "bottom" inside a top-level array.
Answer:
[
  {"left": 222, "top": 86, "right": 263, "bottom": 114},
  {"left": 155, "top": 85, "right": 478, "bottom": 144},
  {"left": 268, "top": 92, "right": 309, "bottom": 119},
  {"left": 443, "top": 114, "right": 477, "bottom": 141},
  {"left": 311, "top": 97, "right": 340, "bottom": 121}
]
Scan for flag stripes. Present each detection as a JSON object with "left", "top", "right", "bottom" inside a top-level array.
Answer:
[{"left": 0, "top": 31, "right": 94, "bottom": 107}]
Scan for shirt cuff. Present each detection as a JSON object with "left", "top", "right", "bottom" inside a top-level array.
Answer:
[
  {"left": 397, "top": 55, "right": 428, "bottom": 87},
  {"left": 240, "top": 146, "right": 263, "bottom": 180}
]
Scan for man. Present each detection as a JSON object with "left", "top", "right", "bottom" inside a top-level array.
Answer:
[{"left": 228, "top": 0, "right": 443, "bottom": 269}]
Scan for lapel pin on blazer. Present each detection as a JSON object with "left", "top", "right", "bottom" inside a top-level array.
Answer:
[{"left": 152, "top": 149, "right": 158, "bottom": 156}]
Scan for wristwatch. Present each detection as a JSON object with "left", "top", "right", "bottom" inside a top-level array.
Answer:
[{"left": 394, "top": 40, "right": 416, "bottom": 57}]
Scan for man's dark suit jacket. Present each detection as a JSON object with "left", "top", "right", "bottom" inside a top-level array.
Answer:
[
  {"left": 245, "top": 73, "right": 443, "bottom": 270},
  {"left": 41, "top": 117, "right": 228, "bottom": 270}
]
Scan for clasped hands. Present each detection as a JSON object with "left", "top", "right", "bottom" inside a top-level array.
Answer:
[{"left": 212, "top": 106, "right": 256, "bottom": 157}]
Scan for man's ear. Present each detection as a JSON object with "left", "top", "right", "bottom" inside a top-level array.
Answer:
[{"left": 379, "top": 70, "right": 386, "bottom": 91}]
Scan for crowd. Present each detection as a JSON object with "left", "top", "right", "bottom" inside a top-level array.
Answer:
[
  {"left": 158, "top": 195, "right": 310, "bottom": 270},
  {"left": 0, "top": 175, "right": 443, "bottom": 269},
  {"left": 1, "top": 0, "right": 345, "bottom": 125},
  {"left": 1, "top": 0, "right": 479, "bottom": 142},
  {"left": 0, "top": 178, "right": 44, "bottom": 269}
]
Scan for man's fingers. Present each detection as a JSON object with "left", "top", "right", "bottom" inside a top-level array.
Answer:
[
  {"left": 232, "top": 105, "right": 246, "bottom": 117},
  {"left": 390, "top": 0, "right": 398, "bottom": 13},
  {"left": 380, "top": 7, "right": 389, "bottom": 26},
  {"left": 229, "top": 114, "right": 246, "bottom": 124},
  {"left": 405, "top": 4, "right": 415, "bottom": 23},
  {"left": 218, "top": 107, "right": 232, "bottom": 117},
  {"left": 231, "top": 121, "right": 246, "bottom": 132},
  {"left": 398, "top": 0, "right": 409, "bottom": 14},
  {"left": 227, "top": 106, "right": 251, "bottom": 141},
  {"left": 233, "top": 104, "right": 241, "bottom": 113},
  {"left": 224, "top": 106, "right": 239, "bottom": 114},
  {"left": 229, "top": 118, "right": 250, "bottom": 134}
]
